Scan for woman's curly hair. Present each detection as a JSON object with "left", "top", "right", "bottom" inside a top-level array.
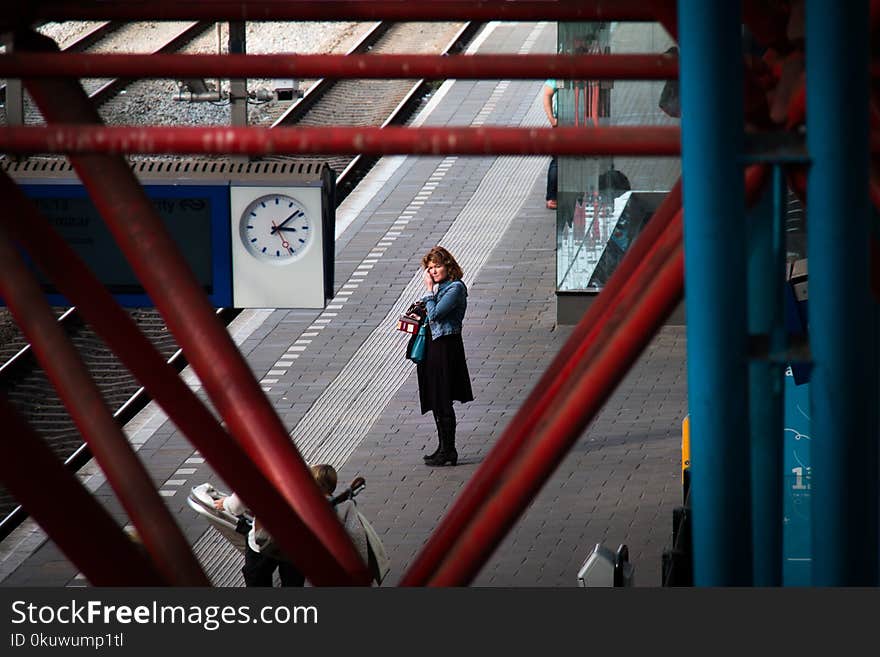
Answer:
[{"left": 421, "top": 246, "right": 464, "bottom": 281}]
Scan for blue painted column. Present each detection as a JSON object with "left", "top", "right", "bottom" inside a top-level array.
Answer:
[
  {"left": 806, "top": 0, "right": 878, "bottom": 585},
  {"left": 747, "top": 169, "right": 785, "bottom": 586},
  {"left": 678, "top": 1, "right": 752, "bottom": 584}
]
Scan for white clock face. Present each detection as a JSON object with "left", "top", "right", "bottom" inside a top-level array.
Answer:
[{"left": 239, "top": 193, "right": 314, "bottom": 263}]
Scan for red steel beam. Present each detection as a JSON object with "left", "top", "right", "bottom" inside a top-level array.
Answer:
[
  {"left": 0, "top": 171, "right": 359, "bottom": 586},
  {"left": 20, "top": 32, "right": 370, "bottom": 584},
  {"left": 0, "top": 226, "right": 209, "bottom": 586},
  {"left": 0, "top": 396, "right": 164, "bottom": 586},
  {"left": 5, "top": 1, "right": 671, "bottom": 23},
  {"left": 0, "top": 53, "right": 679, "bottom": 81},
  {"left": 0, "top": 125, "right": 682, "bottom": 157}
]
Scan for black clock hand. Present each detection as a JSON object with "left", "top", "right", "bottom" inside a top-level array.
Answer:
[
  {"left": 274, "top": 226, "right": 302, "bottom": 233},
  {"left": 270, "top": 209, "right": 303, "bottom": 234},
  {"left": 270, "top": 221, "right": 291, "bottom": 251}
]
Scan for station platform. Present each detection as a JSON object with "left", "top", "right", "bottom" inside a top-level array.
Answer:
[{"left": 0, "top": 21, "right": 686, "bottom": 587}]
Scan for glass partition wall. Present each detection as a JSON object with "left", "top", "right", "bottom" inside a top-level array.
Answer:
[{"left": 555, "top": 22, "right": 681, "bottom": 314}]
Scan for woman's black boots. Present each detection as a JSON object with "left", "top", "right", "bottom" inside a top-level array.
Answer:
[
  {"left": 425, "top": 414, "right": 457, "bottom": 466},
  {"left": 424, "top": 411, "right": 445, "bottom": 461}
]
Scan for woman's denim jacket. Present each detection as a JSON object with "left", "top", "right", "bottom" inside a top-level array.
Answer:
[{"left": 421, "top": 279, "right": 467, "bottom": 340}]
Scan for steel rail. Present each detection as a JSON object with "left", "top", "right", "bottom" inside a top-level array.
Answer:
[
  {"left": 0, "top": 21, "right": 121, "bottom": 103},
  {"left": 88, "top": 21, "right": 213, "bottom": 107},
  {"left": 0, "top": 307, "right": 78, "bottom": 378},
  {"left": 0, "top": 125, "right": 684, "bottom": 156},
  {"left": 0, "top": 53, "right": 679, "bottom": 81},
  {"left": 272, "top": 21, "right": 392, "bottom": 128},
  {"left": 333, "top": 21, "right": 481, "bottom": 191}
]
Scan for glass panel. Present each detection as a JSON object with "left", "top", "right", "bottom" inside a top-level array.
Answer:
[{"left": 555, "top": 22, "right": 681, "bottom": 293}]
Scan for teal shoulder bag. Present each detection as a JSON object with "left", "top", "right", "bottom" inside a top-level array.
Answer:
[{"left": 407, "top": 322, "right": 427, "bottom": 364}]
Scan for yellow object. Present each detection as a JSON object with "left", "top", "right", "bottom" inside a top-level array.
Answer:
[{"left": 681, "top": 415, "right": 690, "bottom": 482}]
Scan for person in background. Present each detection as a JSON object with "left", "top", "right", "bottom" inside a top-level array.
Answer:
[
  {"left": 214, "top": 464, "right": 372, "bottom": 586},
  {"left": 311, "top": 463, "right": 369, "bottom": 567},
  {"left": 416, "top": 246, "right": 474, "bottom": 466},
  {"left": 214, "top": 491, "right": 304, "bottom": 587},
  {"left": 542, "top": 78, "right": 559, "bottom": 210}
]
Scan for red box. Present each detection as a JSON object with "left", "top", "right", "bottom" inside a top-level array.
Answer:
[{"left": 396, "top": 314, "right": 421, "bottom": 334}]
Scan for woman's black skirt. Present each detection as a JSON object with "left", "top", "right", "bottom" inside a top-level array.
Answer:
[{"left": 416, "top": 326, "right": 474, "bottom": 415}]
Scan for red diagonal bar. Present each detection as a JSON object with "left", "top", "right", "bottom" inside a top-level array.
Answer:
[
  {"left": 20, "top": 30, "right": 370, "bottom": 584},
  {"left": 0, "top": 227, "right": 208, "bottom": 586},
  {"left": 0, "top": 125, "right": 683, "bottom": 157},
  {"left": 0, "top": 53, "right": 679, "bottom": 81},
  {"left": 0, "top": 396, "right": 164, "bottom": 586},
  {"left": 5, "top": 0, "right": 671, "bottom": 22},
  {"left": 0, "top": 171, "right": 357, "bottom": 585}
]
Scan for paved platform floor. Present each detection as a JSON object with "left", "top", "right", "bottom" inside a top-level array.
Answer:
[{"left": 0, "top": 21, "right": 686, "bottom": 587}]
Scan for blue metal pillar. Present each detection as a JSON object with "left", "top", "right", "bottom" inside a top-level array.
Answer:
[
  {"left": 747, "top": 169, "right": 786, "bottom": 585},
  {"left": 678, "top": 0, "right": 752, "bottom": 584},
  {"left": 806, "top": 0, "right": 878, "bottom": 585}
]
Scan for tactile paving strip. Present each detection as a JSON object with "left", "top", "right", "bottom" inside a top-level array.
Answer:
[{"left": 192, "top": 527, "right": 245, "bottom": 587}]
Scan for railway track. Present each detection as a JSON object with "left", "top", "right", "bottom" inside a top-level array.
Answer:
[
  {"left": 267, "top": 21, "right": 479, "bottom": 200},
  {"left": 0, "top": 19, "right": 476, "bottom": 540},
  {"left": 86, "top": 22, "right": 212, "bottom": 104},
  {"left": 1, "top": 21, "right": 213, "bottom": 125}
]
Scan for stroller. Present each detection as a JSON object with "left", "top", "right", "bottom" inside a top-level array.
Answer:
[{"left": 187, "top": 476, "right": 390, "bottom": 584}]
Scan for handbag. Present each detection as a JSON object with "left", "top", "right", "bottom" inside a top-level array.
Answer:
[
  {"left": 357, "top": 510, "right": 391, "bottom": 585},
  {"left": 407, "top": 322, "right": 427, "bottom": 364}
]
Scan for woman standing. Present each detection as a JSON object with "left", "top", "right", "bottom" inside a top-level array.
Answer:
[{"left": 417, "top": 246, "right": 474, "bottom": 466}]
